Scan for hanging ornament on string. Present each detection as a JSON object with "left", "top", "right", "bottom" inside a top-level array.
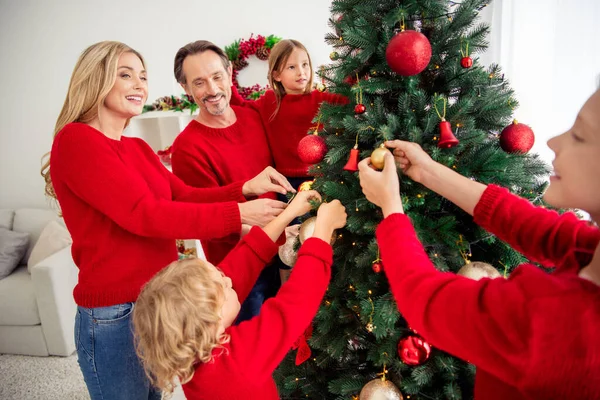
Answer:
[
  {"left": 372, "top": 249, "right": 383, "bottom": 273},
  {"left": 343, "top": 132, "right": 361, "bottom": 172},
  {"left": 316, "top": 66, "right": 327, "bottom": 92},
  {"left": 457, "top": 261, "right": 502, "bottom": 280},
  {"left": 330, "top": 51, "right": 339, "bottom": 61},
  {"left": 500, "top": 119, "right": 535, "bottom": 153},
  {"left": 460, "top": 40, "right": 473, "bottom": 68},
  {"left": 291, "top": 324, "right": 313, "bottom": 365},
  {"left": 398, "top": 330, "right": 432, "bottom": 366},
  {"left": 299, "top": 216, "right": 337, "bottom": 245},
  {"left": 359, "top": 360, "right": 403, "bottom": 400},
  {"left": 365, "top": 290, "right": 376, "bottom": 333},
  {"left": 434, "top": 95, "right": 459, "bottom": 148},
  {"left": 298, "top": 180, "right": 315, "bottom": 192},
  {"left": 298, "top": 114, "right": 327, "bottom": 164},
  {"left": 386, "top": 16, "right": 432, "bottom": 76},
  {"left": 278, "top": 224, "right": 300, "bottom": 268},
  {"left": 370, "top": 143, "right": 391, "bottom": 170},
  {"left": 354, "top": 73, "right": 367, "bottom": 115}
]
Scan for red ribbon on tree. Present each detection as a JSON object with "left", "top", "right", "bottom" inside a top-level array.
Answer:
[{"left": 292, "top": 324, "right": 314, "bottom": 365}]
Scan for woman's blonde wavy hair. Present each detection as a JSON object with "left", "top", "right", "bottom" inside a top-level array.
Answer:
[
  {"left": 132, "top": 258, "right": 229, "bottom": 395},
  {"left": 267, "top": 39, "right": 313, "bottom": 120},
  {"left": 41, "top": 41, "right": 145, "bottom": 200}
]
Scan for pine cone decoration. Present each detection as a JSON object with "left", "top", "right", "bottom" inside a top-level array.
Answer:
[
  {"left": 256, "top": 46, "right": 270, "bottom": 61},
  {"left": 232, "top": 59, "right": 249, "bottom": 71}
]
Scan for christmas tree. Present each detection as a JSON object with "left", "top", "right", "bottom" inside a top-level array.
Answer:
[{"left": 275, "top": 0, "right": 550, "bottom": 399}]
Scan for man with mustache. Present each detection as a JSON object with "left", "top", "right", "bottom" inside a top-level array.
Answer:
[{"left": 170, "top": 40, "right": 290, "bottom": 321}]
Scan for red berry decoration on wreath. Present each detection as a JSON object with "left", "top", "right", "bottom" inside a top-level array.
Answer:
[
  {"left": 225, "top": 34, "right": 281, "bottom": 99},
  {"left": 386, "top": 21, "right": 432, "bottom": 76},
  {"left": 398, "top": 331, "right": 432, "bottom": 366},
  {"left": 500, "top": 120, "right": 535, "bottom": 153}
]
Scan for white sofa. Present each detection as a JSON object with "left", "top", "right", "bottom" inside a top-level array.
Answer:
[{"left": 0, "top": 208, "right": 78, "bottom": 356}]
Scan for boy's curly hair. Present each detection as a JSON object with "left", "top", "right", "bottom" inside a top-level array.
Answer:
[{"left": 132, "top": 258, "right": 230, "bottom": 394}]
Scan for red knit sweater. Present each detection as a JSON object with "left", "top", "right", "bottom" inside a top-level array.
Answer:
[
  {"left": 230, "top": 87, "right": 348, "bottom": 177},
  {"left": 376, "top": 185, "right": 600, "bottom": 399},
  {"left": 183, "top": 228, "right": 333, "bottom": 400},
  {"left": 171, "top": 106, "right": 275, "bottom": 264},
  {"left": 50, "top": 123, "right": 245, "bottom": 307}
]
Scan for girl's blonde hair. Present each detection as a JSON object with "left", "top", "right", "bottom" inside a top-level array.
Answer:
[
  {"left": 41, "top": 41, "right": 145, "bottom": 199},
  {"left": 132, "top": 258, "right": 229, "bottom": 395},
  {"left": 267, "top": 39, "right": 313, "bottom": 120}
]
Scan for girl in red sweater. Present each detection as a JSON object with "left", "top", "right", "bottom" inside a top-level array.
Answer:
[
  {"left": 41, "top": 41, "right": 294, "bottom": 400},
  {"left": 132, "top": 191, "right": 347, "bottom": 400},
  {"left": 231, "top": 39, "right": 348, "bottom": 281},
  {"left": 357, "top": 88, "right": 600, "bottom": 399},
  {"left": 231, "top": 39, "right": 348, "bottom": 182}
]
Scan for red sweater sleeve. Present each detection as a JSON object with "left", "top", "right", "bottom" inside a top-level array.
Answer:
[
  {"left": 170, "top": 146, "right": 246, "bottom": 202},
  {"left": 474, "top": 185, "right": 600, "bottom": 267},
  {"left": 217, "top": 226, "right": 280, "bottom": 302},
  {"left": 52, "top": 126, "right": 241, "bottom": 240},
  {"left": 313, "top": 90, "right": 349, "bottom": 106},
  {"left": 377, "top": 214, "right": 531, "bottom": 386},
  {"left": 227, "top": 238, "right": 332, "bottom": 383}
]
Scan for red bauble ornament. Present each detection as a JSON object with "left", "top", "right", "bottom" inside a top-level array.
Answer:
[
  {"left": 398, "top": 334, "right": 431, "bottom": 366},
  {"left": 437, "top": 121, "right": 459, "bottom": 148},
  {"left": 386, "top": 30, "right": 432, "bottom": 76},
  {"left": 298, "top": 134, "right": 327, "bottom": 164},
  {"left": 354, "top": 104, "right": 366, "bottom": 115},
  {"left": 460, "top": 56, "right": 473, "bottom": 68},
  {"left": 499, "top": 120, "right": 535, "bottom": 153},
  {"left": 372, "top": 262, "right": 382, "bottom": 273},
  {"left": 343, "top": 147, "right": 360, "bottom": 172},
  {"left": 344, "top": 75, "right": 358, "bottom": 86}
]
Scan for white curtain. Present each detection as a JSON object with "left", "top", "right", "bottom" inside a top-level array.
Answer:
[{"left": 478, "top": 0, "right": 600, "bottom": 163}]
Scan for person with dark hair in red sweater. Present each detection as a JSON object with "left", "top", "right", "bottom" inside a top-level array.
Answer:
[
  {"left": 171, "top": 40, "right": 292, "bottom": 323},
  {"left": 44, "top": 41, "right": 294, "bottom": 400},
  {"left": 357, "top": 88, "right": 600, "bottom": 399}
]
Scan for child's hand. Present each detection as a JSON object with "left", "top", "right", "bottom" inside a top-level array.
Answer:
[
  {"left": 384, "top": 140, "right": 435, "bottom": 184},
  {"left": 316, "top": 200, "right": 347, "bottom": 232},
  {"left": 286, "top": 190, "right": 321, "bottom": 218}
]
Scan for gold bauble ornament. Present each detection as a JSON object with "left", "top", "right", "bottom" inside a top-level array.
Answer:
[
  {"left": 370, "top": 144, "right": 390, "bottom": 170},
  {"left": 298, "top": 180, "right": 315, "bottom": 192},
  {"left": 316, "top": 83, "right": 327, "bottom": 92},
  {"left": 457, "top": 261, "right": 502, "bottom": 280},
  {"left": 359, "top": 378, "right": 403, "bottom": 400},
  {"left": 298, "top": 217, "right": 336, "bottom": 245},
  {"left": 278, "top": 225, "right": 300, "bottom": 268}
]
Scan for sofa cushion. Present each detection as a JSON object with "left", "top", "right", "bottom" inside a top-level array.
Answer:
[
  {"left": 13, "top": 208, "right": 60, "bottom": 264},
  {"left": 0, "top": 209, "right": 15, "bottom": 230},
  {"left": 0, "top": 228, "right": 30, "bottom": 279},
  {"left": 0, "top": 265, "right": 41, "bottom": 325},
  {"left": 27, "top": 220, "right": 72, "bottom": 273}
]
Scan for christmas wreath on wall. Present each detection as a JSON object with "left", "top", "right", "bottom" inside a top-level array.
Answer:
[
  {"left": 225, "top": 34, "right": 281, "bottom": 99},
  {"left": 143, "top": 33, "right": 281, "bottom": 114}
]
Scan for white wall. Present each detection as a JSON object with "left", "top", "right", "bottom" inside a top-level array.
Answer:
[
  {"left": 1, "top": 0, "right": 599, "bottom": 209},
  {"left": 0, "top": 0, "right": 333, "bottom": 208}
]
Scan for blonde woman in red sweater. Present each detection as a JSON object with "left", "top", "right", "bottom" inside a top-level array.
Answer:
[
  {"left": 132, "top": 191, "right": 347, "bottom": 400},
  {"left": 41, "top": 41, "right": 294, "bottom": 400},
  {"left": 357, "top": 88, "right": 600, "bottom": 399}
]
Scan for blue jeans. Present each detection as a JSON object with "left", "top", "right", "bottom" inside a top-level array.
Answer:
[{"left": 74, "top": 303, "right": 162, "bottom": 400}]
